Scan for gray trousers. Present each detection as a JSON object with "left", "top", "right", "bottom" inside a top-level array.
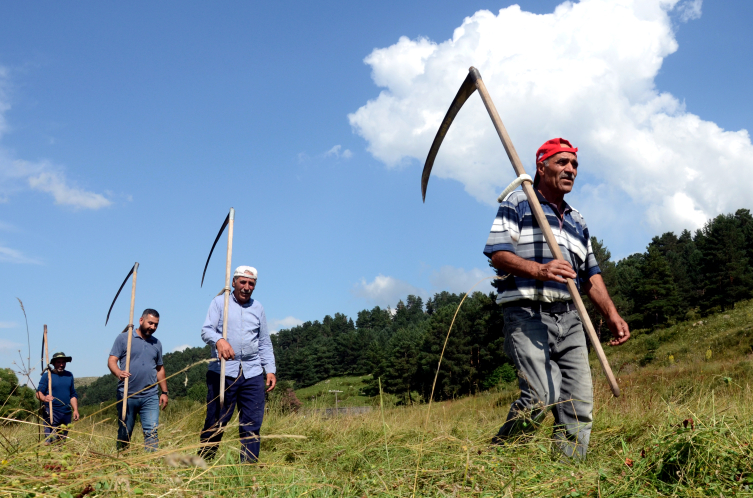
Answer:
[{"left": 496, "top": 306, "right": 593, "bottom": 458}]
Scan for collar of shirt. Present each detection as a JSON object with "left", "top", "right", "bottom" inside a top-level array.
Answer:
[
  {"left": 535, "top": 189, "right": 572, "bottom": 218},
  {"left": 132, "top": 327, "right": 157, "bottom": 343},
  {"left": 231, "top": 291, "right": 254, "bottom": 308}
]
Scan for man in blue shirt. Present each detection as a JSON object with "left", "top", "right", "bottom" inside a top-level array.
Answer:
[
  {"left": 198, "top": 265, "right": 277, "bottom": 463},
  {"left": 108, "top": 309, "right": 168, "bottom": 451},
  {"left": 484, "top": 138, "right": 630, "bottom": 458},
  {"left": 37, "top": 352, "right": 79, "bottom": 444}
]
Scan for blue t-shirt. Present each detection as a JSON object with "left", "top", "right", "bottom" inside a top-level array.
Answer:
[
  {"left": 37, "top": 370, "right": 78, "bottom": 414},
  {"left": 109, "top": 328, "right": 163, "bottom": 399}
]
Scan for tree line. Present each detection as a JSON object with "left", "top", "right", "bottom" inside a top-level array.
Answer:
[
  {"left": 60, "top": 208, "right": 753, "bottom": 406},
  {"left": 274, "top": 209, "right": 753, "bottom": 402}
]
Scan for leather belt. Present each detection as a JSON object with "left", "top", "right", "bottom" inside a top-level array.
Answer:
[{"left": 502, "top": 299, "right": 575, "bottom": 314}]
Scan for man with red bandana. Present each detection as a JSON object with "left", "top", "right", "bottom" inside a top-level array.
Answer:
[{"left": 483, "top": 138, "right": 630, "bottom": 458}]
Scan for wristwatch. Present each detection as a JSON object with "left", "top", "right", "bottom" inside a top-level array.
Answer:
[{"left": 162, "top": 392, "right": 169, "bottom": 396}]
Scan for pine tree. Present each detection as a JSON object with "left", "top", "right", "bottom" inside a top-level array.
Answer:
[
  {"left": 635, "top": 246, "right": 681, "bottom": 327},
  {"left": 698, "top": 214, "right": 753, "bottom": 312}
]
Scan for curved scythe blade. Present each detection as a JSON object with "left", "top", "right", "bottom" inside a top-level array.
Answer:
[
  {"left": 201, "top": 213, "right": 230, "bottom": 287},
  {"left": 421, "top": 70, "right": 479, "bottom": 202},
  {"left": 105, "top": 263, "right": 136, "bottom": 325}
]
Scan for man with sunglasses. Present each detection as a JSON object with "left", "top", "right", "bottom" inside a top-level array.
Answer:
[{"left": 484, "top": 138, "right": 630, "bottom": 459}]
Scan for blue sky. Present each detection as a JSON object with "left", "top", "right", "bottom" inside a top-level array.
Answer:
[{"left": 2, "top": 0, "right": 752, "bottom": 379}]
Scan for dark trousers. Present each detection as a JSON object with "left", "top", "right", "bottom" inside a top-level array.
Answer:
[
  {"left": 199, "top": 371, "right": 265, "bottom": 462},
  {"left": 42, "top": 408, "right": 71, "bottom": 443}
]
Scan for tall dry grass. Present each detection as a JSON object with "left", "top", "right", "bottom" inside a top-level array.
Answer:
[{"left": 3, "top": 302, "right": 753, "bottom": 496}]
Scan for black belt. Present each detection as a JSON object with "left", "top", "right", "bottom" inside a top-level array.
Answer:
[{"left": 502, "top": 299, "right": 574, "bottom": 314}]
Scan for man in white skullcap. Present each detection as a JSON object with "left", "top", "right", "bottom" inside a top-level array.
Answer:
[{"left": 198, "top": 266, "right": 277, "bottom": 463}]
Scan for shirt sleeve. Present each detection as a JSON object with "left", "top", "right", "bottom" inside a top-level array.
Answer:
[
  {"left": 201, "top": 298, "right": 224, "bottom": 346},
  {"left": 37, "top": 372, "right": 48, "bottom": 394},
  {"left": 70, "top": 374, "right": 79, "bottom": 400},
  {"left": 155, "top": 341, "right": 164, "bottom": 367},
  {"left": 582, "top": 228, "right": 602, "bottom": 282},
  {"left": 483, "top": 195, "right": 522, "bottom": 258},
  {"left": 257, "top": 306, "right": 276, "bottom": 375},
  {"left": 109, "top": 333, "right": 125, "bottom": 359}
]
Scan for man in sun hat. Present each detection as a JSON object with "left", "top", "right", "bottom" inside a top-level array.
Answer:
[
  {"left": 198, "top": 265, "right": 277, "bottom": 463},
  {"left": 483, "top": 138, "right": 630, "bottom": 458},
  {"left": 37, "top": 352, "right": 79, "bottom": 444}
]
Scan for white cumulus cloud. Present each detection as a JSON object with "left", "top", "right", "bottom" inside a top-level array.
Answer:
[
  {"left": 0, "top": 338, "right": 21, "bottom": 352},
  {"left": 27, "top": 170, "right": 111, "bottom": 210},
  {"left": 349, "top": 0, "right": 746, "bottom": 235},
  {"left": 352, "top": 274, "right": 427, "bottom": 308},
  {"left": 172, "top": 344, "right": 192, "bottom": 353},
  {"left": 0, "top": 321, "right": 16, "bottom": 329},
  {"left": 324, "top": 145, "right": 353, "bottom": 160},
  {"left": 353, "top": 266, "right": 494, "bottom": 309},
  {"left": 0, "top": 68, "right": 112, "bottom": 210},
  {"left": 0, "top": 243, "right": 41, "bottom": 264},
  {"left": 269, "top": 316, "right": 305, "bottom": 333},
  {"left": 429, "top": 265, "right": 495, "bottom": 295}
]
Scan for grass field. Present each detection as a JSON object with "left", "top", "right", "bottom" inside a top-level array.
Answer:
[
  {"left": 293, "top": 375, "right": 372, "bottom": 409},
  {"left": 3, "top": 301, "right": 753, "bottom": 497}
]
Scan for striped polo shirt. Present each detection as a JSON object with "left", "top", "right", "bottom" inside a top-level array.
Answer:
[{"left": 483, "top": 189, "right": 600, "bottom": 304}]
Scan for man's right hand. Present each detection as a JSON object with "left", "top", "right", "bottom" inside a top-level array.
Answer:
[
  {"left": 41, "top": 394, "right": 53, "bottom": 403},
  {"left": 216, "top": 339, "right": 236, "bottom": 360},
  {"left": 115, "top": 369, "right": 131, "bottom": 381},
  {"left": 537, "top": 260, "right": 577, "bottom": 283}
]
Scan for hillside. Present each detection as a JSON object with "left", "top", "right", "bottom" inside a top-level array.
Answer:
[{"left": 73, "top": 376, "right": 98, "bottom": 388}]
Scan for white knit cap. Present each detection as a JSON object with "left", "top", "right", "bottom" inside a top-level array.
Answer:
[{"left": 233, "top": 266, "right": 258, "bottom": 280}]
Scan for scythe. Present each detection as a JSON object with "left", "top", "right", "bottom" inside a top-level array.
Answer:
[
  {"left": 105, "top": 262, "right": 139, "bottom": 421},
  {"left": 421, "top": 66, "right": 620, "bottom": 397},
  {"left": 201, "top": 208, "right": 235, "bottom": 409}
]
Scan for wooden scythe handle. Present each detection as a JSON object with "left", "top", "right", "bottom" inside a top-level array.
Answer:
[
  {"left": 470, "top": 67, "right": 620, "bottom": 397},
  {"left": 219, "top": 208, "right": 235, "bottom": 410},
  {"left": 44, "top": 325, "right": 53, "bottom": 424},
  {"left": 121, "top": 262, "right": 139, "bottom": 420}
]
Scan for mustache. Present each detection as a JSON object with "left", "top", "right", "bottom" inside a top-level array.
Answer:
[{"left": 559, "top": 172, "right": 575, "bottom": 181}]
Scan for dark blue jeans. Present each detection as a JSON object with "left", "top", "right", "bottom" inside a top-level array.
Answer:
[
  {"left": 116, "top": 394, "right": 160, "bottom": 451},
  {"left": 43, "top": 408, "right": 71, "bottom": 443},
  {"left": 199, "top": 371, "right": 265, "bottom": 463}
]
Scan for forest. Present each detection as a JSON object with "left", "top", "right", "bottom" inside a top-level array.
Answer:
[
  {"left": 56, "top": 209, "right": 753, "bottom": 406},
  {"left": 272, "top": 209, "right": 753, "bottom": 402}
]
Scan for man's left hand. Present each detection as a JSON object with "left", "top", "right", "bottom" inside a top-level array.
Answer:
[
  {"left": 159, "top": 393, "right": 169, "bottom": 410},
  {"left": 265, "top": 373, "right": 277, "bottom": 393},
  {"left": 607, "top": 314, "right": 631, "bottom": 346},
  {"left": 72, "top": 410, "right": 80, "bottom": 422}
]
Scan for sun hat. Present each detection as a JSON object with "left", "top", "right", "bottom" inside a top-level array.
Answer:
[
  {"left": 51, "top": 352, "right": 72, "bottom": 363},
  {"left": 233, "top": 266, "right": 258, "bottom": 280}
]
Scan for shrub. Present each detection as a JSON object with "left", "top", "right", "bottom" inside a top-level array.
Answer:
[
  {"left": 481, "top": 364, "right": 517, "bottom": 390},
  {"left": 0, "top": 368, "right": 37, "bottom": 421}
]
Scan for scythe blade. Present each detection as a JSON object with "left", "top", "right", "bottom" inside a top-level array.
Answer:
[
  {"left": 201, "top": 213, "right": 230, "bottom": 287},
  {"left": 421, "top": 71, "right": 478, "bottom": 202},
  {"left": 105, "top": 263, "right": 136, "bottom": 326}
]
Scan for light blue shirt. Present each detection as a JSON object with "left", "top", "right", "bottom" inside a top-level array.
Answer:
[{"left": 201, "top": 293, "right": 276, "bottom": 378}]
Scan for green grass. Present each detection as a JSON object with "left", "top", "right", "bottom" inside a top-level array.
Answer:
[
  {"left": 4, "top": 300, "right": 753, "bottom": 496},
  {"left": 293, "top": 375, "right": 372, "bottom": 409}
]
